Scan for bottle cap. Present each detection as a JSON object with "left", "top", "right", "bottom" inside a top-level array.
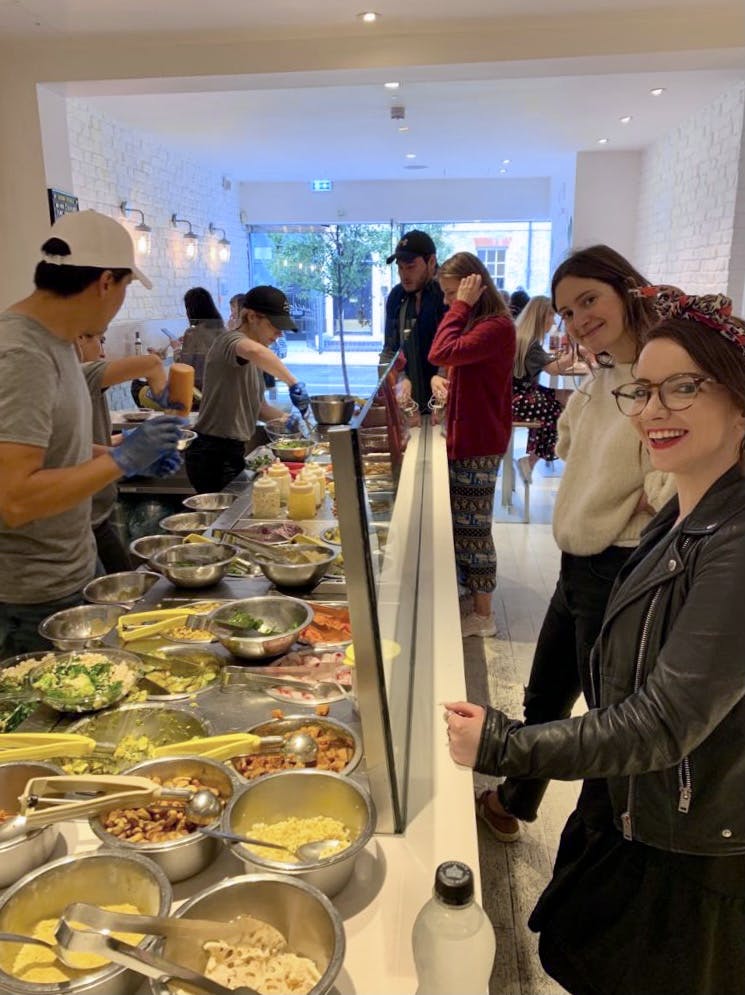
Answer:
[{"left": 433, "top": 861, "right": 474, "bottom": 906}]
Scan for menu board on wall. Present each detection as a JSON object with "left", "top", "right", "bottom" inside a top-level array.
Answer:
[{"left": 47, "top": 188, "right": 79, "bottom": 223}]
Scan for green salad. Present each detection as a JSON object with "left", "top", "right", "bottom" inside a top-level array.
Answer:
[
  {"left": 31, "top": 652, "right": 137, "bottom": 710},
  {"left": 225, "top": 610, "right": 281, "bottom": 635}
]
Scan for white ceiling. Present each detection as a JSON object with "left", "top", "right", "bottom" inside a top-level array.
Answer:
[{"left": 7, "top": 0, "right": 745, "bottom": 184}]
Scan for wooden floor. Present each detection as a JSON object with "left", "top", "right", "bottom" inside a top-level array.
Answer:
[{"left": 463, "top": 449, "right": 579, "bottom": 995}]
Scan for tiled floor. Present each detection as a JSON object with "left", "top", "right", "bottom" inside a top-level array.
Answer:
[{"left": 463, "top": 452, "right": 579, "bottom": 995}]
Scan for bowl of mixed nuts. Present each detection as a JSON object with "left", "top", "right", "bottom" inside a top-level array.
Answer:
[{"left": 89, "top": 755, "right": 238, "bottom": 882}]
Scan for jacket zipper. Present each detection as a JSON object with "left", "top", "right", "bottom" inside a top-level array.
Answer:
[{"left": 621, "top": 537, "right": 694, "bottom": 840}]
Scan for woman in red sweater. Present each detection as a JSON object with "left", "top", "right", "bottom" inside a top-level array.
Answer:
[{"left": 429, "top": 252, "right": 515, "bottom": 638}]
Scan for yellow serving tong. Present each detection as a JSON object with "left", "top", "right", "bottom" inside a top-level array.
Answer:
[
  {"left": 116, "top": 606, "right": 208, "bottom": 642},
  {"left": 0, "top": 732, "right": 99, "bottom": 763},
  {"left": 152, "top": 732, "right": 268, "bottom": 761},
  {"left": 0, "top": 731, "right": 272, "bottom": 764}
]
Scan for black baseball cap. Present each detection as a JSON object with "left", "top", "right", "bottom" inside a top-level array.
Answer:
[
  {"left": 386, "top": 229, "right": 437, "bottom": 265},
  {"left": 243, "top": 285, "right": 298, "bottom": 331}
]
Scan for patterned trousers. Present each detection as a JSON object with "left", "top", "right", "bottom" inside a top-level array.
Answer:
[{"left": 448, "top": 455, "right": 501, "bottom": 594}]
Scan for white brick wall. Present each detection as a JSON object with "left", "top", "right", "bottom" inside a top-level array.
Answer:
[
  {"left": 65, "top": 100, "right": 248, "bottom": 326},
  {"left": 635, "top": 82, "right": 745, "bottom": 298}
]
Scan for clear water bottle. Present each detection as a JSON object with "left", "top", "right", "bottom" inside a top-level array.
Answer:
[
  {"left": 412, "top": 861, "right": 496, "bottom": 995},
  {"left": 134, "top": 330, "right": 143, "bottom": 356}
]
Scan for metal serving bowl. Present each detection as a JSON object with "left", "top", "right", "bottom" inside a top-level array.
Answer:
[
  {"left": 262, "top": 416, "right": 303, "bottom": 442},
  {"left": 148, "top": 873, "right": 345, "bottom": 995},
  {"left": 269, "top": 439, "right": 315, "bottom": 463},
  {"left": 208, "top": 595, "right": 313, "bottom": 660},
  {"left": 129, "top": 533, "right": 184, "bottom": 569},
  {"left": 28, "top": 648, "right": 142, "bottom": 714},
  {"left": 182, "top": 491, "right": 238, "bottom": 512},
  {"left": 0, "top": 761, "right": 62, "bottom": 888},
  {"left": 158, "top": 511, "right": 220, "bottom": 535},
  {"left": 151, "top": 542, "right": 237, "bottom": 589},
  {"left": 235, "top": 714, "right": 362, "bottom": 780},
  {"left": 64, "top": 703, "right": 211, "bottom": 774},
  {"left": 309, "top": 394, "right": 356, "bottom": 425},
  {"left": 91, "top": 755, "right": 238, "bottom": 883},
  {"left": 36, "top": 603, "right": 127, "bottom": 651},
  {"left": 0, "top": 849, "right": 171, "bottom": 995},
  {"left": 127, "top": 643, "right": 224, "bottom": 701},
  {"left": 83, "top": 571, "right": 161, "bottom": 607},
  {"left": 224, "top": 769, "right": 375, "bottom": 897},
  {"left": 252, "top": 542, "right": 337, "bottom": 590}
]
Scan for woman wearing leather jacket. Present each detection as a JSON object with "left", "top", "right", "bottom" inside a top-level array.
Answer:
[{"left": 446, "top": 290, "right": 745, "bottom": 995}]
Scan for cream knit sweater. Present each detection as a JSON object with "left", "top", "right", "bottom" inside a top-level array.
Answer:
[{"left": 553, "top": 363, "right": 677, "bottom": 556}]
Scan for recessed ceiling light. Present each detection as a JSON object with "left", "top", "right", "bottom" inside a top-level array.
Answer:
[
  {"left": 502, "top": 159, "right": 510, "bottom": 165},
  {"left": 398, "top": 125, "right": 409, "bottom": 132},
  {"left": 650, "top": 87, "right": 665, "bottom": 96},
  {"left": 384, "top": 81, "right": 400, "bottom": 90},
  {"left": 597, "top": 137, "right": 609, "bottom": 144},
  {"left": 404, "top": 164, "right": 427, "bottom": 170},
  {"left": 620, "top": 115, "right": 632, "bottom": 124},
  {"left": 357, "top": 11, "right": 380, "bottom": 22},
  {"left": 405, "top": 152, "right": 416, "bottom": 159},
  {"left": 499, "top": 168, "right": 507, "bottom": 174}
]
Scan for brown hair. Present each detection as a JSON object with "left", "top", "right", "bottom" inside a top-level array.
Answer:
[{"left": 438, "top": 252, "right": 509, "bottom": 332}]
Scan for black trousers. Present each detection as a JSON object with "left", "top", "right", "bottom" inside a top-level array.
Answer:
[
  {"left": 185, "top": 432, "right": 246, "bottom": 494},
  {"left": 93, "top": 516, "right": 133, "bottom": 574},
  {"left": 498, "top": 545, "right": 634, "bottom": 822}
]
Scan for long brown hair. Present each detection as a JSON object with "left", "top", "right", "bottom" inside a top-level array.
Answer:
[
  {"left": 438, "top": 252, "right": 509, "bottom": 332},
  {"left": 513, "top": 295, "right": 554, "bottom": 377}
]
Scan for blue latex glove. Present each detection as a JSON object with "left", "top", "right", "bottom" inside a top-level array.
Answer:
[
  {"left": 285, "top": 414, "right": 302, "bottom": 434},
  {"left": 288, "top": 382, "right": 310, "bottom": 416},
  {"left": 145, "top": 385, "right": 185, "bottom": 411},
  {"left": 145, "top": 451, "right": 183, "bottom": 478},
  {"left": 111, "top": 415, "right": 185, "bottom": 478}
]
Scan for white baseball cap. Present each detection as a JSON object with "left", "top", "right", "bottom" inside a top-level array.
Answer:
[{"left": 41, "top": 209, "right": 152, "bottom": 289}]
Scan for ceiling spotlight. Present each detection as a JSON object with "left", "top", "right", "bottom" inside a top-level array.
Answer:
[
  {"left": 499, "top": 168, "right": 507, "bottom": 174},
  {"left": 405, "top": 152, "right": 416, "bottom": 159},
  {"left": 597, "top": 137, "right": 609, "bottom": 144},
  {"left": 650, "top": 87, "right": 665, "bottom": 96},
  {"left": 398, "top": 125, "right": 409, "bottom": 132},
  {"left": 502, "top": 158, "right": 510, "bottom": 165},
  {"left": 357, "top": 10, "right": 379, "bottom": 22},
  {"left": 384, "top": 81, "right": 400, "bottom": 90},
  {"left": 620, "top": 115, "right": 632, "bottom": 124}
]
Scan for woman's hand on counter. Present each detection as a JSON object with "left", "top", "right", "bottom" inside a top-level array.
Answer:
[{"left": 443, "top": 700, "right": 485, "bottom": 768}]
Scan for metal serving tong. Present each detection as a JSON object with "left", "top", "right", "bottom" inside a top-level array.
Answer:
[
  {"left": 56, "top": 903, "right": 259, "bottom": 995},
  {"left": 0, "top": 773, "right": 211, "bottom": 842}
]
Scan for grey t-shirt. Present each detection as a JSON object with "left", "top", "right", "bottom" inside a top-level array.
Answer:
[
  {"left": 524, "top": 340, "right": 551, "bottom": 381},
  {"left": 82, "top": 360, "right": 117, "bottom": 526},
  {"left": 0, "top": 313, "right": 96, "bottom": 603},
  {"left": 195, "top": 330, "right": 265, "bottom": 441}
]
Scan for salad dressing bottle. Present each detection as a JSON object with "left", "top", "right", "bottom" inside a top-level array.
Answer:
[
  {"left": 267, "top": 460, "right": 291, "bottom": 504},
  {"left": 251, "top": 472, "right": 280, "bottom": 519},
  {"left": 287, "top": 478, "right": 316, "bottom": 521}
]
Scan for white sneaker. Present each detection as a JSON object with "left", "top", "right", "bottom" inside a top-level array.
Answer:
[
  {"left": 517, "top": 456, "right": 533, "bottom": 484},
  {"left": 461, "top": 612, "right": 497, "bottom": 638}
]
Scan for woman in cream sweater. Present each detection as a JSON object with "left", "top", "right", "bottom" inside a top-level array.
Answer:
[{"left": 478, "top": 244, "right": 675, "bottom": 841}]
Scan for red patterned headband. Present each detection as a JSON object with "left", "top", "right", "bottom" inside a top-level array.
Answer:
[{"left": 631, "top": 285, "right": 745, "bottom": 355}]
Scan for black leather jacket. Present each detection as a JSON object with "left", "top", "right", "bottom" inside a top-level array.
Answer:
[{"left": 477, "top": 466, "right": 745, "bottom": 855}]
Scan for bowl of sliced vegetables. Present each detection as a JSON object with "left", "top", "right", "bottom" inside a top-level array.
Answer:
[
  {"left": 208, "top": 596, "right": 313, "bottom": 660},
  {"left": 27, "top": 648, "right": 142, "bottom": 713},
  {"left": 269, "top": 439, "right": 315, "bottom": 463}
]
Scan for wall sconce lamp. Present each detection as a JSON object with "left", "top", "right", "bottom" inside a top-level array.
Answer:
[
  {"left": 120, "top": 201, "right": 152, "bottom": 256},
  {"left": 171, "top": 213, "right": 199, "bottom": 260},
  {"left": 208, "top": 223, "right": 231, "bottom": 264}
]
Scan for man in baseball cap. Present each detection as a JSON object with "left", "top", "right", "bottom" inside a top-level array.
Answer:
[
  {"left": 0, "top": 209, "right": 182, "bottom": 655},
  {"left": 380, "top": 230, "right": 446, "bottom": 413},
  {"left": 243, "top": 285, "right": 298, "bottom": 331}
]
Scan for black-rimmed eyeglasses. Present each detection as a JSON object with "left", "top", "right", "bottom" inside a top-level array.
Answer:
[{"left": 611, "top": 373, "right": 718, "bottom": 417}]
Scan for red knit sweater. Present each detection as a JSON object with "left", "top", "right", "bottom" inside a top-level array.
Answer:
[{"left": 428, "top": 300, "right": 515, "bottom": 461}]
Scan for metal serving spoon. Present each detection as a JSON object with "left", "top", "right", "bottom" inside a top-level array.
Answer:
[{"left": 196, "top": 826, "right": 347, "bottom": 863}]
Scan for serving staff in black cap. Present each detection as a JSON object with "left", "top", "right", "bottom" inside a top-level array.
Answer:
[
  {"left": 379, "top": 230, "right": 447, "bottom": 413},
  {"left": 185, "top": 285, "right": 310, "bottom": 493}
]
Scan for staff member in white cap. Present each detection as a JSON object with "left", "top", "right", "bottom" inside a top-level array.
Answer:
[{"left": 0, "top": 209, "right": 183, "bottom": 655}]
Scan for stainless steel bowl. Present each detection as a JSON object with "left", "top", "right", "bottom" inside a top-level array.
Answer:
[
  {"left": 37, "top": 603, "right": 128, "bottom": 650},
  {"left": 83, "top": 571, "right": 161, "bottom": 607},
  {"left": 0, "top": 849, "right": 171, "bottom": 995},
  {"left": 151, "top": 542, "right": 237, "bottom": 589},
  {"left": 269, "top": 439, "right": 315, "bottom": 463},
  {"left": 148, "top": 873, "right": 345, "bottom": 995},
  {"left": 262, "top": 417, "right": 303, "bottom": 442},
  {"left": 91, "top": 755, "right": 238, "bottom": 883},
  {"left": 28, "top": 648, "right": 142, "bottom": 714},
  {"left": 0, "top": 761, "right": 62, "bottom": 888},
  {"left": 182, "top": 492, "right": 238, "bottom": 512},
  {"left": 158, "top": 511, "right": 220, "bottom": 535},
  {"left": 65, "top": 703, "right": 211, "bottom": 773},
  {"left": 225, "top": 770, "right": 375, "bottom": 897},
  {"left": 208, "top": 595, "right": 313, "bottom": 660},
  {"left": 234, "top": 714, "right": 362, "bottom": 779},
  {"left": 309, "top": 394, "right": 356, "bottom": 425},
  {"left": 127, "top": 644, "right": 224, "bottom": 700},
  {"left": 129, "top": 534, "right": 184, "bottom": 569},
  {"left": 252, "top": 542, "right": 337, "bottom": 590},
  {"left": 176, "top": 428, "right": 197, "bottom": 451}
]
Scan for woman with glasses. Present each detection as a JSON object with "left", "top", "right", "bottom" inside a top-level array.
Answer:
[
  {"left": 446, "top": 290, "right": 745, "bottom": 995},
  {"left": 474, "top": 246, "right": 676, "bottom": 842}
]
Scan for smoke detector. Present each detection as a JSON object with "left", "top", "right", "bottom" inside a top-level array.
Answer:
[{"left": 390, "top": 105, "right": 405, "bottom": 120}]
